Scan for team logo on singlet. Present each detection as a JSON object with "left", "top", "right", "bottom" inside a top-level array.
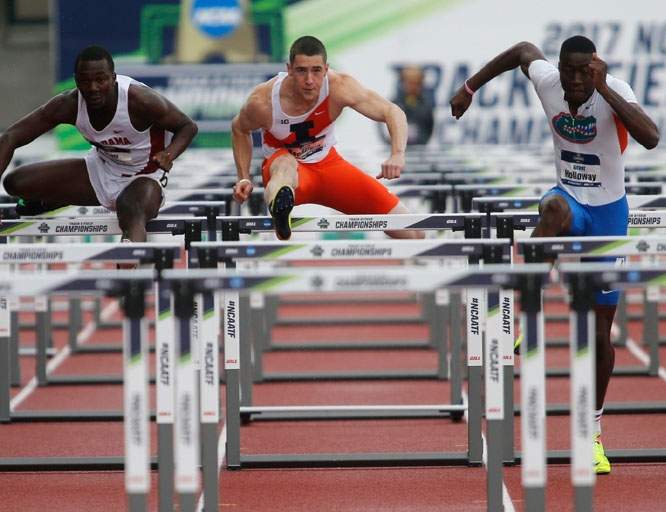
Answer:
[{"left": 552, "top": 113, "right": 597, "bottom": 144}]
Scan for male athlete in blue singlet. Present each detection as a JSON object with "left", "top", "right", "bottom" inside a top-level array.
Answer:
[
  {"left": 0, "top": 45, "right": 198, "bottom": 241},
  {"left": 450, "top": 36, "right": 660, "bottom": 475}
]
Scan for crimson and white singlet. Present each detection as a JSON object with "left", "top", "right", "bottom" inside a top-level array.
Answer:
[
  {"left": 76, "top": 75, "right": 170, "bottom": 176},
  {"left": 261, "top": 72, "right": 337, "bottom": 163}
]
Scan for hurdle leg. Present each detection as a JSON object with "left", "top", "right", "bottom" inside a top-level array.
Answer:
[
  {"left": 68, "top": 297, "right": 83, "bottom": 352},
  {"left": 239, "top": 295, "right": 253, "bottom": 411},
  {"left": 173, "top": 282, "right": 200, "bottom": 512},
  {"left": 155, "top": 281, "right": 175, "bottom": 512},
  {"left": 0, "top": 295, "right": 10, "bottom": 421},
  {"left": 250, "top": 292, "right": 265, "bottom": 383},
  {"left": 569, "top": 277, "right": 596, "bottom": 512},
  {"left": 200, "top": 290, "right": 220, "bottom": 510},
  {"left": 518, "top": 276, "right": 546, "bottom": 511},
  {"left": 431, "top": 291, "right": 450, "bottom": 380},
  {"left": 35, "top": 299, "right": 49, "bottom": 386},
  {"left": 644, "top": 286, "right": 660, "bottom": 376},
  {"left": 485, "top": 290, "right": 504, "bottom": 511},
  {"left": 121, "top": 282, "right": 150, "bottom": 512},
  {"left": 10, "top": 311, "right": 20, "bottom": 386},
  {"left": 500, "top": 289, "right": 515, "bottom": 463},
  {"left": 449, "top": 291, "right": 463, "bottom": 417},
  {"left": 224, "top": 291, "right": 242, "bottom": 469},
  {"left": 467, "top": 288, "right": 484, "bottom": 465}
]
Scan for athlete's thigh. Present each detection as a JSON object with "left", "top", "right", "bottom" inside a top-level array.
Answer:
[
  {"left": 116, "top": 177, "right": 163, "bottom": 219},
  {"left": 313, "top": 158, "right": 398, "bottom": 214},
  {"left": 4, "top": 159, "right": 98, "bottom": 205}
]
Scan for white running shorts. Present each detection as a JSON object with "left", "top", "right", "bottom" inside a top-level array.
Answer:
[{"left": 84, "top": 150, "right": 167, "bottom": 211}]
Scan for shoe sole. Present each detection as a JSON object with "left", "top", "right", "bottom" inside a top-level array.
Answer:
[{"left": 270, "top": 187, "right": 294, "bottom": 240}]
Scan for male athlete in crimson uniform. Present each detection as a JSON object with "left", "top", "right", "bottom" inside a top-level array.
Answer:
[
  {"left": 232, "top": 36, "right": 424, "bottom": 240},
  {"left": 450, "top": 36, "right": 660, "bottom": 474},
  {"left": 0, "top": 45, "right": 198, "bottom": 242}
]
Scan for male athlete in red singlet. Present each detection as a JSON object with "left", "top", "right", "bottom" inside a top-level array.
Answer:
[{"left": 231, "top": 35, "right": 424, "bottom": 240}]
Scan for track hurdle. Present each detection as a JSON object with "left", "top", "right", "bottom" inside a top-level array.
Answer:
[
  {"left": 521, "top": 263, "right": 666, "bottom": 512},
  {"left": 161, "top": 263, "right": 551, "bottom": 512},
  {"left": 0, "top": 270, "right": 155, "bottom": 512}
]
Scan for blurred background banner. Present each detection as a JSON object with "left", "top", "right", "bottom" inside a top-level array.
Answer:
[
  {"left": 53, "top": 0, "right": 285, "bottom": 149},
  {"left": 45, "top": 0, "right": 665, "bottom": 151}
]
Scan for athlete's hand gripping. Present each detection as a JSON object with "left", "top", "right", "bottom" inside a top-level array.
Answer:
[
  {"left": 152, "top": 150, "right": 174, "bottom": 171},
  {"left": 450, "top": 86, "right": 473, "bottom": 120},
  {"left": 377, "top": 152, "right": 405, "bottom": 180},
  {"left": 589, "top": 53, "right": 608, "bottom": 94},
  {"left": 233, "top": 178, "right": 254, "bottom": 203}
]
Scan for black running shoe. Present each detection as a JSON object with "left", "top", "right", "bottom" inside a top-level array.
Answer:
[
  {"left": 15, "top": 198, "right": 51, "bottom": 217},
  {"left": 269, "top": 186, "right": 294, "bottom": 240}
]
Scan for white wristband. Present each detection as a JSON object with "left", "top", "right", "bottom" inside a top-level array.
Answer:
[{"left": 238, "top": 178, "right": 252, "bottom": 185}]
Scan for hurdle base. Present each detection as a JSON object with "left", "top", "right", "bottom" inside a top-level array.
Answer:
[
  {"left": 515, "top": 365, "right": 650, "bottom": 378},
  {"left": 513, "top": 448, "right": 666, "bottom": 464},
  {"left": 0, "top": 456, "right": 158, "bottom": 471},
  {"left": 261, "top": 369, "right": 440, "bottom": 381},
  {"left": 268, "top": 340, "right": 432, "bottom": 351},
  {"left": 239, "top": 451, "right": 469, "bottom": 469},
  {"left": 10, "top": 410, "right": 157, "bottom": 422},
  {"left": 516, "top": 400, "right": 666, "bottom": 416},
  {"left": 241, "top": 409, "right": 459, "bottom": 421}
]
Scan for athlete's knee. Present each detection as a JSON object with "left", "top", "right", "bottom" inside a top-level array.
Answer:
[
  {"left": 270, "top": 153, "right": 298, "bottom": 177},
  {"left": 539, "top": 195, "right": 571, "bottom": 230},
  {"left": 2, "top": 168, "right": 29, "bottom": 196}
]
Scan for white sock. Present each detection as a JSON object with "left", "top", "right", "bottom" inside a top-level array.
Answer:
[{"left": 594, "top": 408, "right": 603, "bottom": 436}]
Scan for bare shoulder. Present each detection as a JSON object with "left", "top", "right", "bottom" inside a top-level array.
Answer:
[
  {"left": 328, "top": 70, "right": 368, "bottom": 106},
  {"left": 239, "top": 80, "right": 273, "bottom": 130},
  {"left": 127, "top": 82, "right": 168, "bottom": 117},
  {"left": 43, "top": 89, "right": 78, "bottom": 124}
]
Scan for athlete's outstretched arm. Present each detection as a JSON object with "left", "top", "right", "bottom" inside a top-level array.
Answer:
[
  {"left": 0, "top": 93, "right": 76, "bottom": 178},
  {"left": 589, "top": 54, "right": 660, "bottom": 149},
  {"left": 130, "top": 86, "right": 198, "bottom": 171},
  {"left": 231, "top": 89, "right": 270, "bottom": 202},
  {"left": 337, "top": 74, "right": 407, "bottom": 179},
  {"left": 450, "top": 41, "right": 545, "bottom": 119}
]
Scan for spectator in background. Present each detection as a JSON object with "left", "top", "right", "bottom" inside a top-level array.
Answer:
[{"left": 393, "top": 65, "right": 435, "bottom": 145}]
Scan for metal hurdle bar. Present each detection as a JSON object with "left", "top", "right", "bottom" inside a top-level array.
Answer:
[
  {"left": 162, "top": 263, "right": 551, "bottom": 512},
  {"left": 189, "top": 238, "right": 510, "bottom": 426},
  {"left": 521, "top": 263, "right": 666, "bottom": 512},
  {"left": 0, "top": 270, "right": 155, "bottom": 512}
]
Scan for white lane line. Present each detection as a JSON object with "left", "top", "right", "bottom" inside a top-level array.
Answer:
[
  {"left": 462, "top": 390, "right": 516, "bottom": 512},
  {"left": 196, "top": 423, "right": 227, "bottom": 512},
  {"left": 626, "top": 337, "right": 666, "bottom": 382},
  {"left": 9, "top": 301, "right": 119, "bottom": 411}
]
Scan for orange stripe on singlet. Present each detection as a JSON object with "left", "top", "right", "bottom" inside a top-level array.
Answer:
[{"left": 613, "top": 114, "right": 628, "bottom": 154}]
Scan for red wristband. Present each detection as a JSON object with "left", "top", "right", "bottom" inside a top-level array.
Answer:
[{"left": 464, "top": 80, "right": 475, "bottom": 96}]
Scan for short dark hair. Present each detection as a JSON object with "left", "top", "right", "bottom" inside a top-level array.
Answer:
[
  {"left": 74, "top": 45, "right": 115, "bottom": 74},
  {"left": 289, "top": 36, "right": 327, "bottom": 64},
  {"left": 560, "top": 35, "right": 596, "bottom": 57}
]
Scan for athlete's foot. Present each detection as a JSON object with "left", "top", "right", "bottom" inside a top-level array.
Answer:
[
  {"left": 269, "top": 186, "right": 294, "bottom": 240},
  {"left": 513, "top": 333, "right": 523, "bottom": 355},
  {"left": 16, "top": 198, "right": 52, "bottom": 217},
  {"left": 594, "top": 434, "right": 611, "bottom": 474}
]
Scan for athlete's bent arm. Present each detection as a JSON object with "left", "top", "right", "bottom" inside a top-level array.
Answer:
[
  {"left": 450, "top": 41, "right": 545, "bottom": 119},
  {"left": 589, "top": 54, "right": 660, "bottom": 149},
  {"left": 231, "top": 90, "right": 270, "bottom": 202},
  {"left": 0, "top": 93, "right": 76, "bottom": 178},
  {"left": 336, "top": 74, "right": 408, "bottom": 179},
  {"left": 130, "top": 86, "right": 198, "bottom": 171}
]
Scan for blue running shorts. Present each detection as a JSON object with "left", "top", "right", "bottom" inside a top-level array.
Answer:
[{"left": 541, "top": 186, "right": 629, "bottom": 305}]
